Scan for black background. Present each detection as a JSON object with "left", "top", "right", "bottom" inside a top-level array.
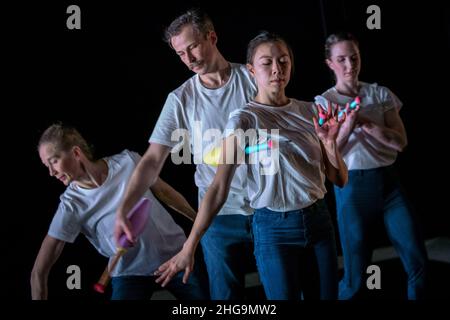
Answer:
[{"left": 4, "top": 0, "right": 449, "bottom": 301}]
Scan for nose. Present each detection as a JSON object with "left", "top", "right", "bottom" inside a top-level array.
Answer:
[
  {"left": 346, "top": 58, "right": 355, "bottom": 70},
  {"left": 186, "top": 50, "right": 196, "bottom": 63},
  {"left": 48, "top": 165, "right": 56, "bottom": 177},
  {"left": 272, "top": 61, "right": 282, "bottom": 75}
]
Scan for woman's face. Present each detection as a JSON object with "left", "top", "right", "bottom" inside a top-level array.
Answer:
[
  {"left": 247, "top": 41, "right": 292, "bottom": 95},
  {"left": 39, "top": 143, "right": 80, "bottom": 186},
  {"left": 326, "top": 40, "right": 361, "bottom": 83}
]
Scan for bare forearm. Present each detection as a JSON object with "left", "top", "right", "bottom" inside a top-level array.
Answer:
[
  {"left": 322, "top": 141, "right": 348, "bottom": 187},
  {"left": 184, "top": 139, "right": 238, "bottom": 250},
  {"left": 151, "top": 178, "right": 196, "bottom": 221},
  {"left": 30, "top": 236, "right": 65, "bottom": 300},
  {"left": 336, "top": 122, "right": 354, "bottom": 151},
  {"left": 185, "top": 184, "right": 229, "bottom": 249},
  {"left": 365, "top": 124, "right": 407, "bottom": 152},
  {"left": 119, "top": 158, "right": 162, "bottom": 217},
  {"left": 30, "top": 271, "right": 48, "bottom": 300}
]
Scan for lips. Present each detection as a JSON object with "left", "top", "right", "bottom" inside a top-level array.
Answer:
[{"left": 190, "top": 62, "right": 202, "bottom": 70}]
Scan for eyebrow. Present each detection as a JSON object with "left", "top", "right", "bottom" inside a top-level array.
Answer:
[
  {"left": 258, "top": 54, "right": 289, "bottom": 59},
  {"left": 176, "top": 42, "right": 197, "bottom": 54},
  {"left": 46, "top": 155, "right": 57, "bottom": 163},
  {"left": 336, "top": 53, "right": 358, "bottom": 57}
]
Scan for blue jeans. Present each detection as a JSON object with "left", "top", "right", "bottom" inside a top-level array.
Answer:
[
  {"left": 200, "top": 214, "right": 255, "bottom": 300},
  {"left": 253, "top": 199, "right": 338, "bottom": 300},
  {"left": 110, "top": 266, "right": 209, "bottom": 300},
  {"left": 334, "top": 165, "right": 428, "bottom": 300}
]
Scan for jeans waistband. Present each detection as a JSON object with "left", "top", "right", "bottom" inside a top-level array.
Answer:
[
  {"left": 255, "top": 198, "right": 326, "bottom": 216},
  {"left": 349, "top": 164, "right": 395, "bottom": 177}
]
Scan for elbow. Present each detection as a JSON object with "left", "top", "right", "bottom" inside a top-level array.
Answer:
[
  {"left": 335, "top": 172, "right": 348, "bottom": 188},
  {"left": 391, "top": 132, "right": 408, "bottom": 152},
  {"left": 339, "top": 176, "right": 348, "bottom": 188},
  {"left": 30, "top": 268, "right": 42, "bottom": 289},
  {"left": 333, "top": 162, "right": 348, "bottom": 188},
  {"left": 31, "top": 266, "right": 45, "bottom": 283},
  {"left": 209, "top": 181, "right": 229, "bottom": 209},
  {"left": 393, "top": 139, "right": 407, "bottom": 152},
  {"left": 326, "top": 171, "right": 348, "bottom": 188},
  {"left": 215, "top": 186, "right": 229, "bottom": 208}
]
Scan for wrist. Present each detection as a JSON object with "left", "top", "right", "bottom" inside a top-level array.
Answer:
[
  {"left": 321, "top": 139, "right": 337, "bottom": 150},
  {"left": 184, "top": 235, "right": 200, "bottom": 252}
]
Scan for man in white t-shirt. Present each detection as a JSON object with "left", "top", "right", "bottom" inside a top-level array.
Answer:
[{"left": 115, "top": 9, "right": 257, "bottom": 299}]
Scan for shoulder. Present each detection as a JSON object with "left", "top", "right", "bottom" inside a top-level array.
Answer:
[
  {"left": 318, "top": 86, "right": 337, "bottom": 100},
  {"left": 57, "top": 189, "right": 81, "bottom": 219},
  {"left": 231, "top": 63, "right": 249, "bottom": 76},
  {"left": 230, "top": 63, "right": 255, "bottom": 85},
  {"left": 291, "top": 98, "right": 313, "bottom": 108},
  {"left": 169, "top": 75, "right": 197, "bottom": 102},
  {"left": 228, "top": 103, "right": 255, "bottom": 125},
  {"left": 361, "top": 82, "right": 399, "bottom": 102},
  {"left": 106, "top": 149, "right": 140, "bottom": 167},
  {"left": 229, "top": 105, "right": 249, "bottom": 119},
  {"left": 291, "top": 98, "right": 316, "bottom": 115},
  {"left": 360, "top": 81, "right": 386, "bottom": 96}
]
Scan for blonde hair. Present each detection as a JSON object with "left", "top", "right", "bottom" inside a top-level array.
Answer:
[{"left": 38, "top": 123, "right": 94, "bottom": 161}]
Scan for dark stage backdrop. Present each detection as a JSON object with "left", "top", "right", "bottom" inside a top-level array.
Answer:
[{"left": 5, "top": 0, "right": 449, "bottom": 299}]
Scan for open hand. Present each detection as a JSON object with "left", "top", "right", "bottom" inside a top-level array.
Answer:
[
  {"left": 313, "top": 101, "right": 344, "bottom": 143},
  {"left": 154, "top": 245, "right": 195, "bottom": 287}
]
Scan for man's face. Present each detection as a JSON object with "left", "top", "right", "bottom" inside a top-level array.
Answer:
[{"left": 170, "top": 24, "right": 216, "bottom": 75}]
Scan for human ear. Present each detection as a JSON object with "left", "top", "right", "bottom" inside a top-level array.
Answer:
[
  {"left": 208, "top": 31, "right": 217, "bottom": 45},
  {"left": 246, "top": 63, "right": 255, "bottom": 77},
  {"left": 325, "top": 59, "right": 334, "bottom": 70},
  {"left": 72, "top": 146, "right": 82, "bottom": 159}
]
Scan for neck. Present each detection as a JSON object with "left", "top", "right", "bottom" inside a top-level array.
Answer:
[
  {"left": 334, "top": 80, "right": 360, "bottom": 97},
  {"left": 76, "top": 159, "right": 108, "bottom": 189},
  {"left": 198, "top": 53, "right": 230, "bottom": 89},
  {"left": 255, "top": 90, "right": 289, "bottom": 107}
]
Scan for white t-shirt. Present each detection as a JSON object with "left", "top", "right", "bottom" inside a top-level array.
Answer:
[
  {"left": 150, "top": 63, "right": 257, "bottom": 215},
  {"left": 48, "top": 150, "right": 186, "bottom": 277},
  {"left": 226, "top": 99, "right": 327, "bottom": 212},
  {"left": 315, "top": 82, "right": 403, "bottom": 170}
]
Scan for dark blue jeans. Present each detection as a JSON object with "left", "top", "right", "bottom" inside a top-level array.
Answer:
[
  {"left": 253, "top": 199, "right": 338, "bottom": 300},
  {"left": 110, "top": 264, "right": 209, "bottom": 300},
  {"left": 334, "top": 165, "right": 428, "bottom": 300},
  {"left": 200, "top": 214, "right": 255, "bottom": 300}
]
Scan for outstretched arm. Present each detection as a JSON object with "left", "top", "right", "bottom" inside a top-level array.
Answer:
[
  {"left": 151, "top": 177, "right": 197, "bottom": 221},
  {"left": 115, "top": 143, "right": 171, "bottom": 244},
  {"left": 30, "top": 235, "right": 66, "bottom": 300},
  {"left": 155, "top": 135, "right": 240, "bottom": 286}
]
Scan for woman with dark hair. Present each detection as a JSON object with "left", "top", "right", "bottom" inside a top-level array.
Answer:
[{"left": 156, "top": 32, "right": 348, "bottom": 300}]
